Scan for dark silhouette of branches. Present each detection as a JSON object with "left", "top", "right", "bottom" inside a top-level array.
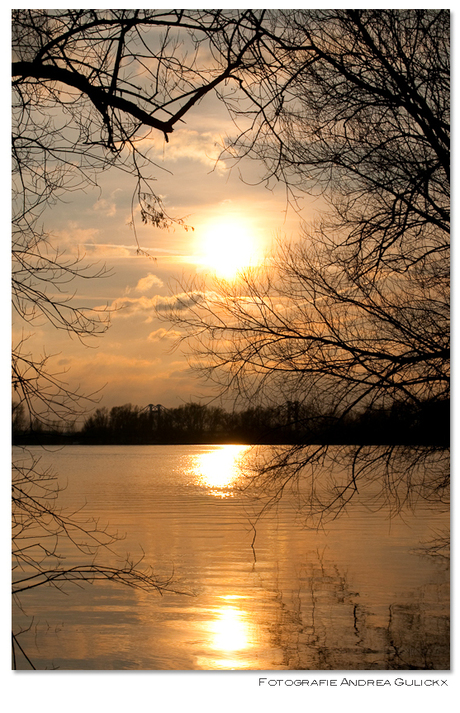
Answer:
[
  {"left": 12, "top": 448, "right": 186, "bottom": 669},
  {"left": 11, "top": 8, "right": 269, "bottom": 431},
  {"left": 159, "top": 10, "right": 450, "bottom": 523},
  {"left": 12, "top": 9, "right": 268, "bottom": 668},
  {"left": 11, "top": 9, "right": 268, "bottom": 426},
  {"left": 11, "top": 8, "right": 450, "bottom": 663},
  {"left": 12, "top": 9, "right": 266, "bottom": 237},
  {"left": 219, "top": 9, "right": 449, "bottom": 282}
]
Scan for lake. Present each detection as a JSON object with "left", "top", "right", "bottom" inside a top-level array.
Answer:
[{"left": 12, "top": 444, "right": 449, "bottom": 671}]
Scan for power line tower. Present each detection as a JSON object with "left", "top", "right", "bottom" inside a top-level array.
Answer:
[{"left": 147, "top": 404, "right": 164, "bottom": 430}]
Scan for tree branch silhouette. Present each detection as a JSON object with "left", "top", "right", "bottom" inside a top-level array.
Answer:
[
  {"left": 159, "top": 9, "right": 450, "bottom": 524},
  {"left": 12, "top": 8, "right": 265, "bottom": 668}
]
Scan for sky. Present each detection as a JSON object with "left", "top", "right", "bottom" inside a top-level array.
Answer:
[
  {"left": 6, "top": 5, "right": 458, "bottom": 707},
  {"left": 16, "top": 86, "right": 320, "bottom": 416}
]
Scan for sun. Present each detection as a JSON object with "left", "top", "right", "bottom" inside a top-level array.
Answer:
[{"left": 198, "top": 217, "right": 259, "bottom": 278}]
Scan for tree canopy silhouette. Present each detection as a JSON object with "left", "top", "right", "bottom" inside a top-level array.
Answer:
[
  {"left": 11, "top": 9, "right": 450, "bottom": 666},
  {"left": 12, "top": 8, "right": 268, "bottom": 426},
  {"left": 11, "top": 8, "right": 267, "bottom": 668},
  {"left": 160, "top": 9, "right": 450, "bottom": 522}
]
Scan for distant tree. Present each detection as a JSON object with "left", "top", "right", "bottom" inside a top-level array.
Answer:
[
  {"left": 12, "top": 401, "right": 26, "bottom": 436},
  {"left": 11, "top": 8, "right": 450, "bottom": 664},
  {"left": 81, "top": 406, "right": 111, "bottom": 441},
  {"left": 160, "top": 9, "right": 450, "bottom": 522}
]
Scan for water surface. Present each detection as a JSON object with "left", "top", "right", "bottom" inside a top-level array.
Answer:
[{"left": 12, "top": 444, "right": 449, "bottom": 670}]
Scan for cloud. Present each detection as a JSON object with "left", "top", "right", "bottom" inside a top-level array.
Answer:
[
  {"left": 153, "top": 291, "right": 206, "bottom": 313},
  {"left": 54, "top": 227, "right": 100, "bottom": 252},
  {"left": 92, "top": 197, "right": 117, "bottom": 217},
  {"left": 83, "top": 242, "right": 132, "bottom": 258},
  {"left": 110, "top": 295, "right": 158, "bottom": 315},
  {"left": 135, "top": 273, "right": 164, "bottom": 293},
  {"left": 106, "top": 291, "right": 206, "bottom": 318},
  {"left": 147, "top": 328, "right": 182, "bottom": 342},
  {"left": 148, "top": 129, "right": 225, "bottom": 170}
]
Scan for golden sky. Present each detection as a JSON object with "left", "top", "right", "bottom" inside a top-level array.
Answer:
[{"left": 13, "top": 91, "right": 318, "bottom": 413}]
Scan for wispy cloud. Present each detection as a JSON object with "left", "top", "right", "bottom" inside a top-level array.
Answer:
[
  {"left": 147, "top": 328, "right": 182, "bottom": 342},
  {"left": 134, "top": 273, "right": 164, "bottom": 293},
  {"left": 149, "top": 129, "right": 225, "bottom": 170},
  {"left": 82, "top": 242, "right": 132, "bottom": 258},
  {"left": 105, "top": 291, "right": 206, "bottom": 318},
  {"left": 92, "top": 197, "right": 117, "bottom": 217},
  {"left": 153, "top": 291, "right": 206, "bottom": 313}
]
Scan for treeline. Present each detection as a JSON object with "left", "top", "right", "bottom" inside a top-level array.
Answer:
[{"left": 12, "top": 398, "right": 449, "bottom": 447}]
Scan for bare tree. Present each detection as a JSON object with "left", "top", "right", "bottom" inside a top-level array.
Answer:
[
  {"left": 11, "top": 8, "right": 450, "bottom": 664},
  {"left": 160, "top": 233, "right": 449, "bottom": 522},
  {"left": 12, "top": 8, "right": 267, "bottom": 426},
  {"left": 11, "top": 9, "right": 266, "bottom": 668},
  {"left": 220, "top": 9, "right": 449, "bottom": 278},
  {"left": 12, "top": 10, "right": 266, "bottom": 232},
  {"left": 159, "top": 9, "right": 450, "bottom": 523}
]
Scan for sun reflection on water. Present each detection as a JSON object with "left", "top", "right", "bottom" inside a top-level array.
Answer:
[
  {"left": 196, "top": 595, "right": 256, "bottom": 669},
  {"left": 212, "top": 606, "right": 248, "bottom": 651},
  {"left": 192, "top": 445, "right": 250, "bottom": 497}
]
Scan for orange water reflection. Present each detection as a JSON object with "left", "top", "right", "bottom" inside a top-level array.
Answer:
[
  {"left": 196, "top": 595, "right": 257, "bottom": 669},
  {"left": 192, "top": 445, "right": 250, "bottom": 497}
]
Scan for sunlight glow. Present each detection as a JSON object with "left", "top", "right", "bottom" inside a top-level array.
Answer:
[
  {"left": 198, "top": 217, "right": 259, "bottom": 278},
  {"left": 211, "top": 606, "right": 249, "bottom": 652},
  {"left": 196, "top": 597, "right": 256, "bottom": 669},
  {"left": 192, "top": 445, "right": 249, "bottom": 496}
]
